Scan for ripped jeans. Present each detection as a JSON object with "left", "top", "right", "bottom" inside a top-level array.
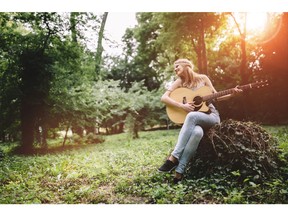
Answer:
[{"left": 172, "top": 110, "right": 220, "bottom": 174}]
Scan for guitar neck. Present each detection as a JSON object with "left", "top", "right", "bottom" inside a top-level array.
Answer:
[{"left": 203, "top": 83, "right": 258, "bottom": 101}]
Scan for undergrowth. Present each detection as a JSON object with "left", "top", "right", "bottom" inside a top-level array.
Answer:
[{"left": 0, "top": 124, "right": 287, "bottom": 204}]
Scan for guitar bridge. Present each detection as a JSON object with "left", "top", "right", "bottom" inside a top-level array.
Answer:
[{"left": 182, "top": 96, "right": 187, "bottom": 104}]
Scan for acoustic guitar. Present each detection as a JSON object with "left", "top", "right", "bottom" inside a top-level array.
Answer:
[{"left": 166, "top": 80, "right": 268, "bottom": 124}]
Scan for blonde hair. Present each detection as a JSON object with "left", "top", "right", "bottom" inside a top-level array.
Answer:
[{"left": 174, "top": 59, "right": 203, "bottom": 88}]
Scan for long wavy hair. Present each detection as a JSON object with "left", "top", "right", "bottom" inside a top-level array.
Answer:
[{"left": 174, "top": 59, "right": 204, "bottom": 88}]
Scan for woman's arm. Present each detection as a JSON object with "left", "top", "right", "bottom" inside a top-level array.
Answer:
[
  {"left": 216, "top": 85, "right": 243, "bottom": 102},
  {"left": 161, "top": 78, "right": 182, "bottom": 107},
  {"left": 161, "top": 78, "right": 195, "bottom": 112},
  {"left": 202, "top": 75, "right": 242, "bottom": 102}
]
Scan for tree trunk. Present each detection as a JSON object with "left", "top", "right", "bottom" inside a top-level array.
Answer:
[
  {"left": 62, "top": 124, "right": 70, "bottom": 147},
  {"left": 70, "top": 12, "right": 78, "bottom": 43},
  {"left": 192, "top": 39, "right": 203, "bottom": 73},
  {"left": 41, "top": 124, "right": 48, "bottom": 149},
  {"left": 240, "top": 13, "right": 248, "bottom": 84},
  {"left": 20, "top": 98, "right": 36, "bottom": 153},
  {"left": 199, "top": 19, "right": 208, "bottom": 75},
  {"left": 95, "top": 12, "right": 108, "bottom": 79},
  {"left": 230, "top": 13, "right": 248, "bottom": 84},
  {"left": 230, "top": 13, "right": 249, "bottom": 119},
  {"left": 191, "top": 19, "right": 208, "bottom": 75},
  {"left": 0, "top": 132, "right": 5, "bottom": 142}
]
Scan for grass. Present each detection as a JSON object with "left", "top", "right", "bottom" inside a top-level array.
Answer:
[{"left": 0, "top": 126, "right": 287, "bottom": 204}]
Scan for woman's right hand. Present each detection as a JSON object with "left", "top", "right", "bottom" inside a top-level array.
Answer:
[{"left": 180, "top": 102, "right": 195, "bottom": 113}]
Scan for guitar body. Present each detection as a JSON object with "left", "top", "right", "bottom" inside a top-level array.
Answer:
[
  {"left": 166, "top": 86, "right": 213, "bottom": 124},
  {"left": 165, "top": 80, "right": 268, "bottom": 124}
]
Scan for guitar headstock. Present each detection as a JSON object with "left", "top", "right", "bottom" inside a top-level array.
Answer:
[{"left": 251, "top": 80, "right": 269, "bottom": 88}]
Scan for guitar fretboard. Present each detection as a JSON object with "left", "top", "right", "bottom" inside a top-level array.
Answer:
[{"left": 202, "top": 82, "right": 265, "bottom": 101}]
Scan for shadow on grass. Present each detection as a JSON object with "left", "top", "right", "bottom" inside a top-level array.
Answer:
[{"left": 9, "top": 142, "right": 103, "bottom": 156}]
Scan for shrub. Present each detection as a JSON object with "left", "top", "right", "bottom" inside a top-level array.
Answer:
[
  {"left": 85, "top": 133, "right": 105, "bottom": 144},
  {"left": 72, "top": 134, "right": 82, "bottom": 145}
]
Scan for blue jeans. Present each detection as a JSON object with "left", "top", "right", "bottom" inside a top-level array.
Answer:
[{"left": 172, "top": 110, "right": 220, "bottom": 174}]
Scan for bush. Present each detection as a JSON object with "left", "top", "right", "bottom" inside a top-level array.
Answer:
[
  {"left": 72, "top": 134, "right": 83, "bottom": 145},
  {"left": 72, "top": 133, "right": 105, "bottom": 145},
  {"left": 85, "top": 133, "right": 105, "bottom": 144}
]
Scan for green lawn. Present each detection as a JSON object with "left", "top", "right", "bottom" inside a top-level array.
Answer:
[{"left": 0, "top": 126, "right": 287, "bottom": 204}]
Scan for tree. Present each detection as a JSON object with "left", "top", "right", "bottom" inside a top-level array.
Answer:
[
  {"left": 107, "top": 13, "right": 164, "bottom": 91},
  {"left": 0, "top": 13, "right": 21, "bottom": 142},
  {"left": 95, "top": 12, "right": 108, "bottom": 80},
  {"left": 154, "top": 13, "right": 227, "bottom": 75},
  {"left": 0, "top": 12, "right": 100, "bottom": 152},
  {"left": 70, "top": 12, "right": 79, "bottom": 43},
  {"left": 259, "top": 13, "right": 288, "bottom": 124},
  {"left": 229, "top": 13, "right": 249, "bottom": 84},
  {"left": 0, "top": 13, "right": 59, "bottom": 151},
  {"left": 14, "top": 13, "right": 62, "bottom": 152}
]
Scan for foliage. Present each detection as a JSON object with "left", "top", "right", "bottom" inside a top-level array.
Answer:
[
  {"left": 85, "top": 133, "right": 105, "bottom": 145},
  {"left": 106, "top": 13, "right": 164, "bottom": 91},
  {"left": 0, "top": 12, "right": 91, "bottom": 151},
  {"left": 0, "top": 12, "right": 114, "bottom": 151},
  {"left": 124, "top": 81, "right": 164, "bottom": 138},
  {"left": 51, "top": 78, "right": 164, "bottom": 137},
  {"left": 1, "top": 12, "right": 288, "bottom": 155},
  {"left": 0, "top": 126, "right": 287, "bottom": 204}
]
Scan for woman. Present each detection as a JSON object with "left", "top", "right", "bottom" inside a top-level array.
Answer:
[{"left": 158, "top": 59, "right": 242, "bottom": 184}]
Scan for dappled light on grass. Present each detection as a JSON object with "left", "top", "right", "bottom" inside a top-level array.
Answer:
[{"left": 0, "top": 128, "right": 288, "bottom": 204}]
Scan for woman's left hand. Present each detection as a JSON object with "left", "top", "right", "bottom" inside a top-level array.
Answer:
[{"left": 231, "top": 85, "right": 243, "bottom": 96}]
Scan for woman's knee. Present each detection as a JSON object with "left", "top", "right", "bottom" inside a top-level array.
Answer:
[
  {"left": 193, "top": 126, "right": 204, "bottom": 139},
  {"left": 185, "top": 112, "right": 198, "bottom": 123}
]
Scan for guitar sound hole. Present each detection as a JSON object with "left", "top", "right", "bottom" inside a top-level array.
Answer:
[{"left": 193, "top": 96, "right": 203, "bottom": 106}]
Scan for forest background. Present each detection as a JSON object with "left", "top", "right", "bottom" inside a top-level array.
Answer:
[
  {"left": 1, "top": 12, "right": 287, "bottom": 153},
  {"left": 0, "top": 0, "right": 288, "bottom": 211}
]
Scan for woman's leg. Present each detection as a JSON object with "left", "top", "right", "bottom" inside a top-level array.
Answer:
[
  {"left": 171, "top": 112, "right": 219, "bottom": 160},
  {"left": 175, "top": 125, "right": 203, "bottom": 174},
  {"left": 158, "top": 112, "right": 219, "bottom": 173}
]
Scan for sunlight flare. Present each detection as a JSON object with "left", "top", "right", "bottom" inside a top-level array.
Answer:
[{"left": 246, "top": 12, "right": 268, "bottom": 32}]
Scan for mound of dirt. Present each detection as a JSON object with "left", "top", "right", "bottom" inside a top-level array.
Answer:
[{"left": 188, "top": 119, "right": 283, "bottom": 181}]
